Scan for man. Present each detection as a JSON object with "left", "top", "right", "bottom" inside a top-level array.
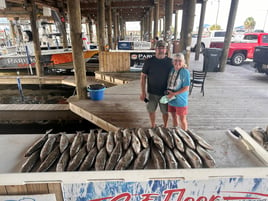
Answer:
[{"left": 140, "top": 40, "right": 173, "bottom": 128}]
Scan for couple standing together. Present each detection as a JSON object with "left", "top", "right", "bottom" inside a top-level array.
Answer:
[{"left": 140, "top": 40, "right": 190, "bottom": 131}]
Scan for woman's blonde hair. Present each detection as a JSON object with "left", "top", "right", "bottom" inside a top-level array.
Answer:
[
  {"left": 172, "top": 53, "right": 188, "bottom": 68},
  {"left": 172, "top": 53, "right": 185, "bottom": 61}
]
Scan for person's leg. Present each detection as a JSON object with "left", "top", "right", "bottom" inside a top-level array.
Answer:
[
  {"left": 168, "top": 105, "right": 178, "bottom": 127},
  {"left": 160, "top": 102, "right": 169, "bottom": 127},
  {"left": 179, "top": 115, "right": 188, "bottom": 130},
  {"left": 170, "top": 112, "right": 178, "bottom": 127},
  {"left": 162, "top": 113, "right": 169, "bottom": 128},
  {"left": 147, "top": 94, "right": 158, "bottom": 128},
  {"left": 175, "top": 106, "right": 188, "bottom": 130},
  {"left": 149, "top": 112, "right": 156, "bottom": 128}
]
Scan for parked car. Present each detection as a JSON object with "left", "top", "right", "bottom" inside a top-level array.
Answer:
[
  {"left": 191, "top": 30, "right": 226, "bottom": 52},
  {"left": 253, "top": 46, "right": 268, "bottom": 75}
]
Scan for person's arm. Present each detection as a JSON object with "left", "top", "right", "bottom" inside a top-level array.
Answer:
[
  {"left": 167, "top": 86, "right": 189, "bottom": 98},
  {"left": 140, "top": 72, "right": 147, "bottom": 101}
]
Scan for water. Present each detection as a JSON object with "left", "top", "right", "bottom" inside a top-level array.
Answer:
[
  {"left": 0, "top": 84, "right": 75, "bottom": 104},
  {"left": 0, "top": 69, "right": 115, "bottom": 133},
  {"left": 0, "top": 83, "right": 100, "bottom": 134}
]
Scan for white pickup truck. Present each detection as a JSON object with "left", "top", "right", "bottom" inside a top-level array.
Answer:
[{"left": 191, "top": 30, "right": 226, "bottom": 52}]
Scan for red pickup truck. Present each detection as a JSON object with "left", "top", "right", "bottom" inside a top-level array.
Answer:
[{"left": 210, "top": 32, "right": 268, "bottom": 65}]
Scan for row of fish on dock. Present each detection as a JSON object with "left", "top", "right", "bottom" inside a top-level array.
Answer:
[{"left": 20, "top": 126, "right": 216, "bottom": 172}]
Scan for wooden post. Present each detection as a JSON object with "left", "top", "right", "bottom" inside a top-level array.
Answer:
[
  {"left": 174, "top": 10, "right": 179, "bottom": 40},
  {"left": 88, "top": 18, "right": 94, "bottom": 43},
  {"left": 195, "top": 0, "right": 207, "bottom": 60},
  {"left": 67, "top": 0, "right": 87, "bottom": 99},
  {"left": 61, "top": 20, "right": 68, "bottom": 49},
  {"left": 113, "top": 9, "right": 118, "bottom": 48},
  {"left": 28, "top": 0, "right": 42, "bottom": 77},
  {"left": 143, "top": 15, "right": 147, "bottom": 41},
  {"left": 164, "top": 0, "right": 174, "bottom": 57},
  {"left": 179, "top": 0, "right": 196, "bottom": 66},
  {"left": 119, "top": 16, "right": 124, "bottom": 40},
  {"left": 219, "top": 0, "right": 239, "bottom": 72},
  {"left": 107, "top": 0, "right": 113, "bottom": 49},
  {"left": 153, "top": 3, "right": 159, "bottom": 39},
  {"left": 57, "top": 2, "right": 68, "bottom": 49},
  {"left": 98, "top": 0, "right": 105, "bottom": 51},
  {"left": 148, "top": 7, "right": 153, "bottom": 42},
  {"left": 140, "top": 20, "right": 144, "bottom": 41}
]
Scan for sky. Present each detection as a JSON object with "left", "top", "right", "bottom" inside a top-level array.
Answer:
[
  {"left": 196, "top": 0, "right": 268, "bottom": 31},
  {"left": 127, "top": 0, "right": 268, "bottom": 32}
]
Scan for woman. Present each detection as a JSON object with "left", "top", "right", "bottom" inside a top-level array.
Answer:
[{"left": 166, "top": 53, "right": 190, "bottom": 130}]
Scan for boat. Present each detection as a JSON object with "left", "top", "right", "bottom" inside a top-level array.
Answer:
[{"left": 0, "top": 47, "right": 99, "bottom": 69}]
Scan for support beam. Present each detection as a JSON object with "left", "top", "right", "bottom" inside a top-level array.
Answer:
[
  {"left": 179, "top": 0, "right": 196, "bottom": 65},
  {"left": 174, "top": 10, "right": 179, "bottom": 41},
  {"left": 148, "top": 7, "right": 153, "bottom": 41},
  {"left": 113, "top": 9, "right": 118, "bottom": 49},
  {"left": 67, "top": 0, "right": 87, "bottom": 99},
  {"left": 88, "top": 17, "right": 94, "bottom": 43},
  {"left": 97, "top": 0, "right": 106, "bottom": 51},
  {"left": 219, "top": 0, "right": 239, "bottom": 72},
  {"left": 107, "top": 0, "right": 113, "bottom": 49},
  {"left": 164, "top": 0, "right": 174, "bottom": 56},
  {"left": 28, "top": 0, "right": 42, "bottom": 77},
  {"left": 195, "top": 0, "right": 207, "bottom": 60}
]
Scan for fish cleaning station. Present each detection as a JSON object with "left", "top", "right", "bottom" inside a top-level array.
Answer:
[{"left": 0, "top": 0, "right": 268, "bottom": 201}]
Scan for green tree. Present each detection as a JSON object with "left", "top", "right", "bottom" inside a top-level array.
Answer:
[
  {"left": 210, "top": 24, "right": 221, "bottom": 30},
  {"left": 244, "top": 17, "right": 256, "bottom": 32}
]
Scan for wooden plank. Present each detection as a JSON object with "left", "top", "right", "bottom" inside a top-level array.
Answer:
[
  {"left": 48, "top": 183, "right": 64, "bottom": 201},
  {"left": 0, "top": 186, "right": 7, "bottom": 194},
  {"left": 26, "top": 183, "right": 49, "bottom": 194},
  {"left": 99, "top": 52, "right": 130, "bottom": 72},
  {"left": 5, "top": 185, "right": 27, "bottom": 194}
]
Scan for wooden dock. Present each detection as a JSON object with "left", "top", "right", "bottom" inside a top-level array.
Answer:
[
  {"left": 69, "top": 63, "right": 268, "bottom": 132},
  {"left": 0, "top": 54, "right": 268, "bottom": 133}
]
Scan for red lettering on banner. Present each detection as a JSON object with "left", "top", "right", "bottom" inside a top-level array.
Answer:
[
  {"left": 91, "top": 188, "right": 224, "bottom": 201},
  {"left": 110, "top": 193, "right": 131, "bottom": 201},
  {"left": 185, "top": 197, "right": 195, "bottom": 201},
  {"left": 209, "top": 195, "right": 221, "bottom": 201},
  {"left": 163, "top": 189, "right": 186, "bottom": 201},
  {"left": 196, "top": 196, "right": 208, "bottom": 201},
  {"left": 141, "top": 193, "right": 159, "bottom": 201}
]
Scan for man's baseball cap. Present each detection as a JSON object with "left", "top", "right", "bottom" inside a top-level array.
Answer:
[{"left": 156, "top": 40, "right": 167, "bottom": 48}]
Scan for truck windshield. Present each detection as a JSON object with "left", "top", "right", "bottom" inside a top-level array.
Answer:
[
  {"left": 244, "top": 35, "right": 258, "bottom": 41},
  {"left": 214, "top": 32, "right": 226, "bottom": 37}
]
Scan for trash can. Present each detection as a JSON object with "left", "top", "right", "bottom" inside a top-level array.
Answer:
[
  {"left": 87, "top": 84, "right": 106, "bottom": 101},
  {"left": 203, "top": 48, "right": 222, "bottom": 72}
]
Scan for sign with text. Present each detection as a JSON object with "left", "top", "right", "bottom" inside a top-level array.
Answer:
[
  {"left": 62, "top": 177, "right": 268, "bottom": 201},
  {"left": 130, "top": 52, "right": 154, "bottom": 69}
]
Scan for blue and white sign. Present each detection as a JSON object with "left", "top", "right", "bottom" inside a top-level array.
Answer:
[{"left": 62, "top": 177, "right": 268, "bottom": 201}]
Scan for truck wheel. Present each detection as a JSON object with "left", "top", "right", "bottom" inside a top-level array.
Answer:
[
  {"left": 231, "top": 53, "right": 245, "bottom": 66},
  {"left": 193, "top": 43, "right": 205, "bottom": 53},
  {"left": 200, "top": 43, "right": 205, "bottom": 53},
  {"left": 254, "top": 62, "right": 263, "bottom": 73}
]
